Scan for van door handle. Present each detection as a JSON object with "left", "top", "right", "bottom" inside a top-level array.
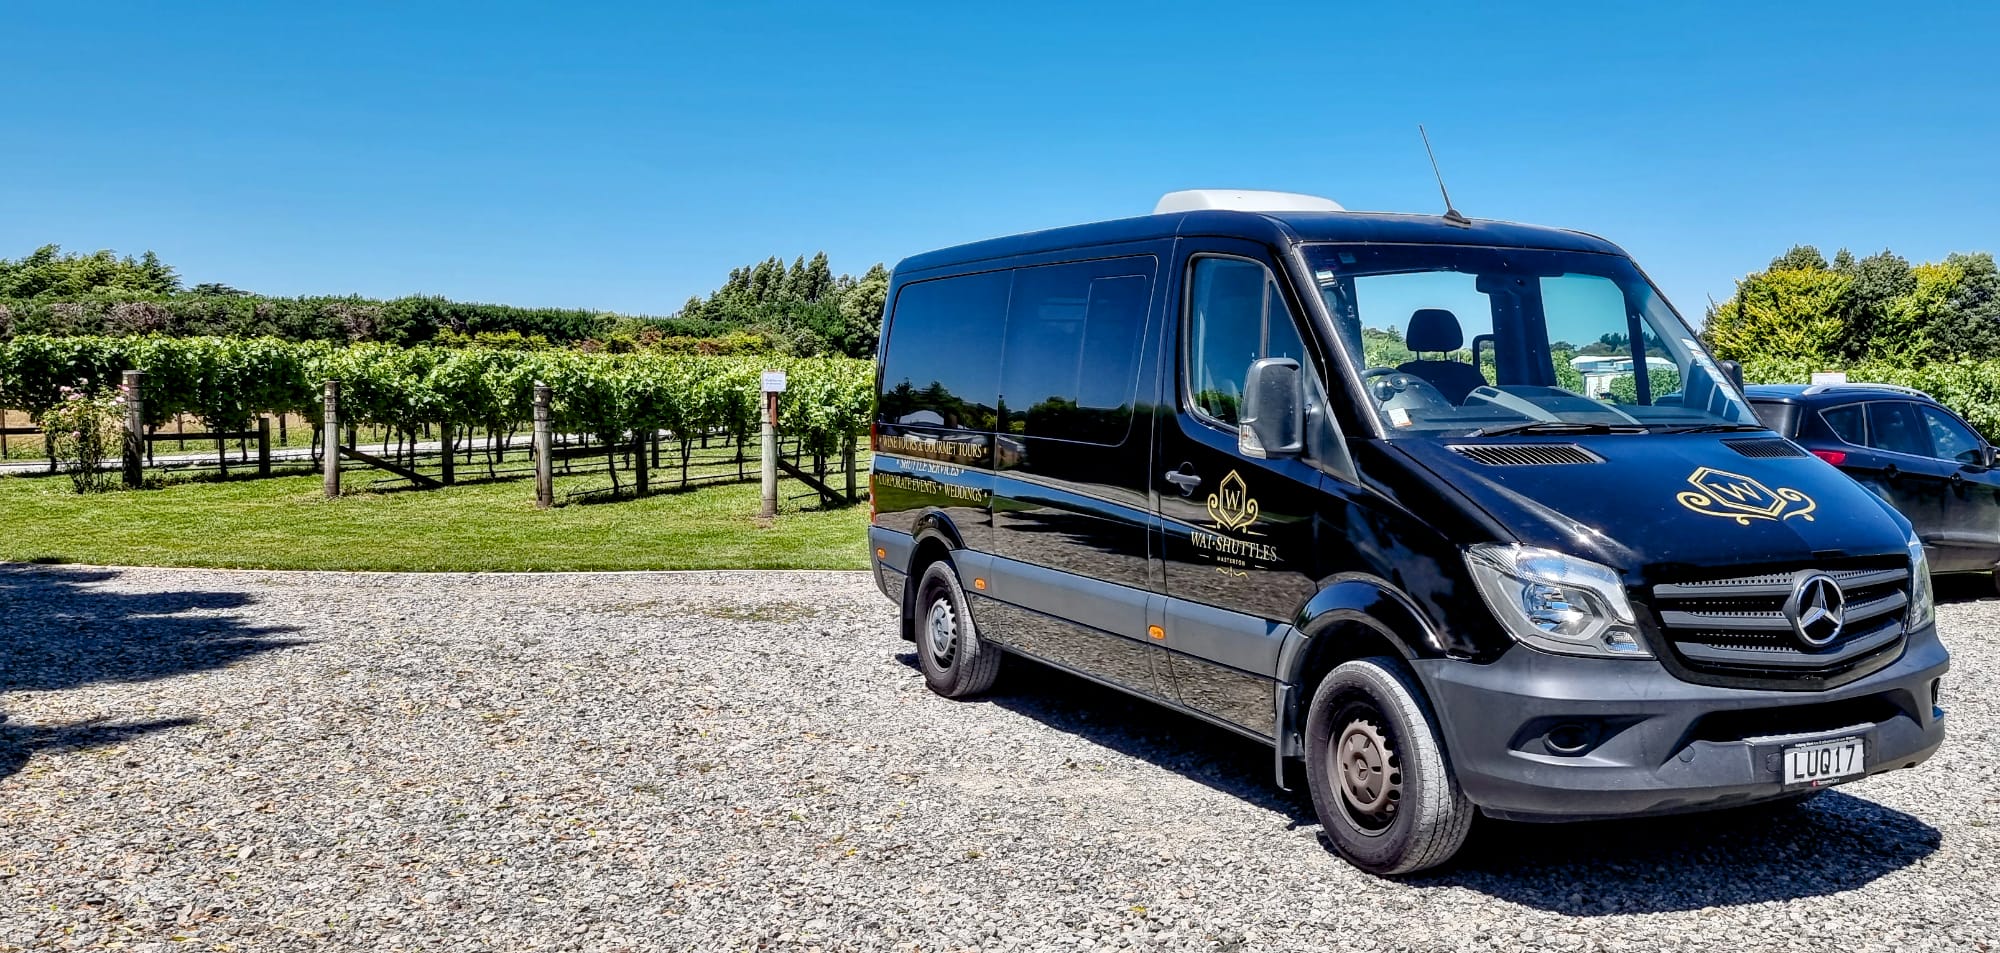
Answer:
[{"left": 1164, "top": 469, "right": 1203, "bottom": 495}]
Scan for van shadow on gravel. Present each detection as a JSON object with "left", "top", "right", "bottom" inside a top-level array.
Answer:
[
  {"left": 900, "top": 651, "right": 1313, "bottom": 825},
  {"left": 0, "top": 563, "right": 305, "bottom": 781},
  {"left": 903, "top": 652, "right": 1940, "bottom": 913},
  {"left": 1420, "top": 792, "right": 1941, "bottom": 914}
]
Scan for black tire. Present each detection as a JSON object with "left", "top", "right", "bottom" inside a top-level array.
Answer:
[
  {"left": 912, "top": 560, "right": 1001, "bottom": 698},
  {"left": 1304, "top": 657, "right": 1473, "bottom": 875}
]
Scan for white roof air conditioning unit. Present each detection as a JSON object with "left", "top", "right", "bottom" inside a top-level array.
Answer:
[{"left": 1153, "top": 189, "right": 1344, "bottom": 215}]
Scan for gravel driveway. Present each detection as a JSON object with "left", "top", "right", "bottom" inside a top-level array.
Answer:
[{"left": 2, "top": 566, "right": 1995, "bottom": 952}]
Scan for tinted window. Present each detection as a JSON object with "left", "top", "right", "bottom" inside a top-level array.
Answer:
[
  {"left": 1186, "top": 257, "right": 1306, "bottom": 425},
  {"left": 1821, "top": 404, "right": 1865, "bottom": 444},
  {"left": 1749, "top": 400, "right": 1799, "bottom": 437},
  {"left": 1865, "top": 401, "right": 1931, "bottom": 457},
  {"left": 999, "top": 258, "right": 1153, "bottom": 445},
  {"left": 1920, "top": 405, "right": 1984, "bottom": 464},
  {"left": 880, "top": 270, "right": 1012, "bottom": 429}
]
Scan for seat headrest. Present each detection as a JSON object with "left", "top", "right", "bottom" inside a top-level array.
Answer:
[{"left": 1406, "top": 308, "right": 1463, "bottom": 353}]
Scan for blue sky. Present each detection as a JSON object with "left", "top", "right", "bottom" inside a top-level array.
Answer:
[{"left": 6, "top": 1, "right": 1997, "bottom": 320}]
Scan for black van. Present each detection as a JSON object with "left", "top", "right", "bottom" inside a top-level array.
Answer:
[{"left": 865, "top": 190, "right": 1948, "bottom": 874}]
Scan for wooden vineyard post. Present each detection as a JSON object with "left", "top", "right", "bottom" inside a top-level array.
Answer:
[
  {"left": 759, "top": 370, "right": 786, "bottom": 519},
  {"left": 323, "top": 380, "right": 341, "bottom": 499},
  {"left": 257, "top": 416, "right": 271, "bottom": 478},
  {"left": 633, "top": 431, "right": 649, "bottom": 496},
  {"left": 121, "top": 370, "right": 144, "bottom": 488},
  {"left": 533, "top": 382, "right": 553, "bottom": 509},
  {"left": 440, "top": 422, "right": 455, "bottom": 486},
  {"left": 843, "top": 437, "right": 857, "bottom": 503}
]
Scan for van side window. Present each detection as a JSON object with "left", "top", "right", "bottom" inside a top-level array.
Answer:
[
  {"left": 1186, "top": 257, "right": 1305, "bottom": 426},
  {"left": 999, "top": 259, "right": 1152, "bottom": 445},
  {"left": 1821, "top": 404, "right": 1865, "bottom": 445},
  {"left": 879, "top": 270, "right": 1012, "bottom": 429}
]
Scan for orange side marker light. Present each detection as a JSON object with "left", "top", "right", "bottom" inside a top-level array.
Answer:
[
  {"left": 973, "top": 578, "right": 987, "bottom": 590},
  {"left": 1148, "top": 625, "right": 1165, "bottom": 641}
]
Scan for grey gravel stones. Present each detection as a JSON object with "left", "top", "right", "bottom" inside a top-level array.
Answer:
[{"left": 2, "top": 565, "right": 1995, "bottom": 951}]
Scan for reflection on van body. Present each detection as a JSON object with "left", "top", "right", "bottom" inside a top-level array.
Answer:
[{"left": 867, "top": 190, "right": 1948, "bottom": 876}]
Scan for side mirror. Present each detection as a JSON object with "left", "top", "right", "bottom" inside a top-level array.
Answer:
[
  {"left": 1717, "top": 358, "right": 1747, "bottom": 392},
  {"left": 1984, "top": 445, "right": 1999, "bottom": 469},
  {"left": 1240, "top": 358, "right": 1304, "bottom": 459}
]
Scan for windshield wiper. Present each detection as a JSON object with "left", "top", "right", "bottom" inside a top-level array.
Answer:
[
  {"left": 1654, "top": 423, "right": 1768, "bottom": 434},
  {"left": 1472, "top": 421, "right": 1648, "bottom": 437}
]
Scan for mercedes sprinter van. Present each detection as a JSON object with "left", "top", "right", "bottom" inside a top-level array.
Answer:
[{"left": 865, "top": 190, "right": 1948, "bottom": 874}]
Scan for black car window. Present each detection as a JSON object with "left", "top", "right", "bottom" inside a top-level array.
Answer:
[
  {"left": 1185, "top": 256, "right": 1307, "bottom": 426},
  {"left": 1865, "top": 401, "right": 1932, "bottom": 458},
  {"left": 1919, "top": 405, "right": 1984, "bottom": 465},
  {"left": 1820, "top": 404, "right": 1865, "bottom": 445},
  {"left": 1749, "top": 400, "right": 1799, "bottom": 437}
]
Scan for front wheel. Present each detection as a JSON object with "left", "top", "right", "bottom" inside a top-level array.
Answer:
[
  {"left": 1304, "top": 657, "right": 1473, "bottom": 875},
  {"left": 912, "top": 560, "right": 1002, "bottom": 698}
]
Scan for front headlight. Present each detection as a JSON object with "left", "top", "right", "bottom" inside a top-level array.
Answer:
[
  {"left": 1907, "top": 533, "right": 1935, "bottom": 631},
  {"left": 1465, "top": 544, "right": 1651, "bottom": 658}
]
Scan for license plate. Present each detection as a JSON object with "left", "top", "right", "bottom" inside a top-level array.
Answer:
[{"left": 1782, "top": 736, "right": 1866, "bottom": 786}]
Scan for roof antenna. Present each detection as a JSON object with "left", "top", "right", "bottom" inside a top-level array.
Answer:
[{"left": 1419, "top": 124, "right": 1470, "bottom": 225}]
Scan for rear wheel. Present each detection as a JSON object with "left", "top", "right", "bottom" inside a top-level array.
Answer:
[
  {"left": 1304, "top": 657, "right": 1472, "bottom": 875},
  {"left": 913, "top": 560, "right": 1001, "bottom": 698}
]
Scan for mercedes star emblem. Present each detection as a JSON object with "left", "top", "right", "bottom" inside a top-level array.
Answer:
[{"left": 1785, "top": 573, "right": 1846, "bottom": 649}]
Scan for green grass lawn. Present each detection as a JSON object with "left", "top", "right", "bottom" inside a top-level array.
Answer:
[{"left": 0, "top": 469, "right": 870, "bottom": 571}]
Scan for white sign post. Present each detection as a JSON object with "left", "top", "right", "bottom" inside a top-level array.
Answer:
[{"left": 760, "top": 370, "right": 786, "bottom": 518}]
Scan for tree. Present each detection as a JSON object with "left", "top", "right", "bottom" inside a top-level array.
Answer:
[
  {"left": 837, "top": 263, "right": 889, "bottom": 356},
  {"left": 1933, "top": 252, "right": 2000, "bottom": 357},
  {"left": 670, "top": 255, "right": 889, "bottom": 357},
  {"left": 1769, "top": 245, "right": 1829, "bottom": 271},
  {"left": 1836, "top": 250, "right": 1916, "bottom": 359},
  {"left": 1702, "top": 268, "right": 1851, "bottom": 364},
  {"left": 1706, "top": 244, "right": 2000, "bottom": 365},
  {"left": 0, "top": 244, "right": 181, "bottom": 298},
  {"left": 189, "top": 282, "right": 251, "bottom": 296}
]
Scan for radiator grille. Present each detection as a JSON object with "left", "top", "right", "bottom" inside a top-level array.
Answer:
[{"left": 1650, "top": 565, "right": 1910, "bottom": 687}]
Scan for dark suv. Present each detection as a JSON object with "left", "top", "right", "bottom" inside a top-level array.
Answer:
[{"left": 1747, "top": 383, "right": 2000, "bottom": 583}]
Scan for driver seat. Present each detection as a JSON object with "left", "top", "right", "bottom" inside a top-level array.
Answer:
[{"left": 1398, "top": 308, "right": 1486, "bottom": 404}]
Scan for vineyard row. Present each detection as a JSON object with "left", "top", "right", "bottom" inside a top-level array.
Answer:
[{"left": 0, "top": 336, "right": 875, "bottom": 456}]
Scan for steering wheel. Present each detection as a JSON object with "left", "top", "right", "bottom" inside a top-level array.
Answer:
[{"left": 1363, "top": 367, "right": 1451, "bottom": 408}]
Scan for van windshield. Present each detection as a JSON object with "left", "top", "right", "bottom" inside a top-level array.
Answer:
[{"left": 1304, "top": 244, "right": 1761, "bottom": 438}]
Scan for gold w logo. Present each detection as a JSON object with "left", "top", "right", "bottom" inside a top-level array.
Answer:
[
  {"left": 1207, "top": 470, "right": 1260, "bottom": 532},
  {"left": 1677, "top": 466, "right": 1817, "bottom": 525},
  {"left": 1711, "top": 481, "right": 1769, "bottom": 504}
]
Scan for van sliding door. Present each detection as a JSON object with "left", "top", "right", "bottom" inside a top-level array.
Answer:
[{"left": 979, "top": 252, "right": 1169, "bottom": 697}]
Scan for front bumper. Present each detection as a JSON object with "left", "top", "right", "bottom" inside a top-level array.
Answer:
[{"left": 1417, "top": 625, "right": 1949, "bottom": 821}]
